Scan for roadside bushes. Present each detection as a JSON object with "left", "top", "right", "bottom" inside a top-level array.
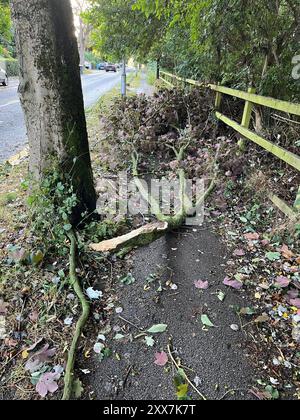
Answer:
[{"left": 0, "top": 57, "right": 19, "bottom": 76}]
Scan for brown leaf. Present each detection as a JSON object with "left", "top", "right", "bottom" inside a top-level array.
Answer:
[{"left": 281, "top": 244, "right": 294, "bottom": 260}]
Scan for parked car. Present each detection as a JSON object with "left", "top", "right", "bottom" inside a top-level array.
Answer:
[
  {"left": 105, "top": 63, "right": 117, "bottom": 73},
  {"left": 97, "top": 62, "right": 106, "bottom": 70},
  {"left": 0, "top": 67, "right": 8, "bottom": 86}
]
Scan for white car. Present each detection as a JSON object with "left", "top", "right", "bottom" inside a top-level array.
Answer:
[{"left": 0, "top": 67, "right": 8, "bottom": 86}]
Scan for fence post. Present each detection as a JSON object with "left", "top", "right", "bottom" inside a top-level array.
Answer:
[
  {"left": 156, "top": 59, "right": 160, "bottom": 80},
  {"left": 238, "top": 87, "right": 256, "bottom": 151},
  {"left": 214, "top": 86, "right": 222, "bottom": 110}
]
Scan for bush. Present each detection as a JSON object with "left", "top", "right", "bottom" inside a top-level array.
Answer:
[{"left": 0, "top": 57, "right": 19, "bottom": 77}]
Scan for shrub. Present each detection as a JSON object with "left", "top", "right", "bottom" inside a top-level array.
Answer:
[{"left": 0, "top": 57, "right": 19, "bottom": 77}]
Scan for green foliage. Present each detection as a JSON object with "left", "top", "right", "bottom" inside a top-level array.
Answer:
[
  {"left": 84, "top": 50, "right": 102, "bottom": 67},
  {"left": 85, "top": 0, "right": 164, "bottom": 61},
  {"left": 0, "top": 57, "right": 19, "bottom": 76},
  {"left": 81, "top": 218, "right": 122, "bottom": 244},
  {"left": 0, "top": 1, "right": 15, "bottom": 58},
  {"left": 146, "top": 61, "right": 157, "bottom": 85},
  {"left": 135, "top": 0, "right": 300, "bottom": 100},
  {"left": 27, "top": 170, "right": 78, "bottom": 256}
]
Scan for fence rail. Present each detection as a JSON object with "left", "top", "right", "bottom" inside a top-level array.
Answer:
[{"left": 159, "top": 70, "right": 300, "bottom": 218}]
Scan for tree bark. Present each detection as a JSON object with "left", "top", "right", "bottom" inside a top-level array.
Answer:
[{"left": 10, "top": 0, "right": 96, "bottom": 222}]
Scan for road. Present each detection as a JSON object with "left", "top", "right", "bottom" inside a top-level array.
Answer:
[{"left": 0, "top": 70, "right": 122, "bottom": 162}]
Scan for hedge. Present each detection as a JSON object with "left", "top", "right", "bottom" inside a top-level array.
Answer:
[{"left": 0, "top": 57, "right": 19, "bottom": 77}]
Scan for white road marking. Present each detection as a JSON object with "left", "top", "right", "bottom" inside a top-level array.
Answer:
[{"left": 0, "top": 100, "right": 19, "bottom": 108}]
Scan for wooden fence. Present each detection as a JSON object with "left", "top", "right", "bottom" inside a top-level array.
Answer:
[{"left": 160, "top": 70, "right": 300, "bottom": 219}]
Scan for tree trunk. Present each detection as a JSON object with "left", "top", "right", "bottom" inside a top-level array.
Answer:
[{"left": 10, "top": 0, "right": 96, "bottom": 223}]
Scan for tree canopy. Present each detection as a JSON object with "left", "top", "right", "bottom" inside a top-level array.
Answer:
[
  {"left": 83, "top": 0, "right": 300, "bottom": 100},
  {"left": 134, "top": 0, "right": 300, "bottom": 99},
  {"left": 84, "top": 0, "right": 165, "bottom": 62},
  {"left": 0, "top": 0, "right": 14, "bottom": 57}
]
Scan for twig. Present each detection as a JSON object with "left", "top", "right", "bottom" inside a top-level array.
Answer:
[
  {"left": 62, "top": 230, "right": 90, "bottom": 400},
  {"left": 118, "top": 315, "right": 143, "bottom": 331},
  {"left": 167, "top": 344, "right": 207, "bottom": 400},
  {"left": 122, "top": 365, "right": 133, "bottom": 390},
  {"left": 219, "top": 388, "right": 247, "bottom": 400}
]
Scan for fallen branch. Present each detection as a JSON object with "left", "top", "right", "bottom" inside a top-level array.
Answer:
[
  {"left": 90, "top": 221, "right": 168, "bottom": 253},
  {"left": 62, "top": 231, "right": 90, "bottom": 400}
]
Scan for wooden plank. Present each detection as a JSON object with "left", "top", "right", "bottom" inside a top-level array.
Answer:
[
  {"left": 269, "top": 193, "right": 297, "bottom": 219},
  {"left": 215, "top": 91, "right": 222, "bottom": 110},
  {"left": 185, "top": 78, "right": 203, "bottom": 87},
  {"left": 160, "top": 72, "right": 300, "bottom": 116},
  {"left": 160, "top": 76, "right": 174, "bottom": 87},
  {"left": 210, "top": 84, "right": 300, "bottom": 116},
  {"left": 238, "top": 87, "right": 256, "bottom": 150},
  {"left": 215, "top": 111, "right": 300, "bottom": 172},
  {"left": 161, "top": 70, "right": 175, "bottom": 78}
]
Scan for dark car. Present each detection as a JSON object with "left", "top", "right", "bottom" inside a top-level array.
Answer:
[{"left": 105, "top": 63, "right": 117, "bottom": 73}]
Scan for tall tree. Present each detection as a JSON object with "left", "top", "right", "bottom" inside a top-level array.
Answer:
[
  {"left": 10, "top": 0, "right": 96, "bottom": 222},
  {"left": 72, "top": 0, "right": 93, "bottom": 69}
]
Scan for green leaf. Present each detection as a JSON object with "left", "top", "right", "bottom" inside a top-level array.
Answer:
[
  {"left": 30, "top": 250, "right": 44, "bottom": 266},
  {"left": 120, "top": 273, "right": 136, "bottom": 285},
  {"left": 217, "top": 291, "right": 226, "bottom": 302},
  {"left": 265, "top": 385, "right": 279, "bottom": 400},
  {"left": 239, "top": 307, "right": 256, "bottom": 315},
  {"left": 200, "top": 314, "right": 214, "bottom": 328},
  {"left": 113, "top": 333, "right": 125, "bottom": 340},
  {"left": 145, "top": 336, "right": 155, "bottom": 347},
  {"left": 63, "top": 224, "right": 72, "bottom": 232},
  {"left": 102, "top": 348, "right": 112, "bottom": 358},
  {"left": 147, "top": 324, "right": 168, "bottom": 334},
  {"left": 239, "top": 216, "right": 248, "bottom": 223},
  {"left": 177, "top": 368, "right": 186, "bottom": 380},
  {"left": 265, "top": 252, "right": 281, "bottom": 261},
  {"left": 73, "top": 378, "right": 84, "bottom": 399},
  {"left": 176, "top": 383, "right": 188, "bottom": 398}
]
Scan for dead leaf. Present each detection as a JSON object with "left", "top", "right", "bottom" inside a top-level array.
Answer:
[
  {"left": 290, "top": 298, "right": 300, "bottom": 309},
  {"left": 154, "top": 351, "right": 168, "bottom": 367},
  {"left": 281, "top": 245, "right": 294, "bottom": 260},
  {"left": 194, "top": 280, "right": 209, "bottom": 290},
  {"left": 244, "top": 232, "right": 259, "bottom": 241},
  {"left": 36, "top": 372, "right": 60, "bottom": 398},
  {"left": 25, "top": 344, "right": 56, "bottom": 372},
  {"left": 233, "top": 249, "right": 245, "bottom": 257},
  {"left": 223, "top": 277, "right": 243, "bottom": 289},
  {"left": 275, "top": 276, "right": 290, "bottom": 288},
  {"left": 255, "top": 314, "right": 269, "bottom": 323}
]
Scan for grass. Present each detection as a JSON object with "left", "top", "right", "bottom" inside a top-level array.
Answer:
[
  {"left": 0, "top": 192, "right": 17, "bottom": 206},
  {"left": 0, "top": 162, "right": 28, "bottom": 230},
  {"left": 147, "top": 68, "right": 156, "bottom": 86}
]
